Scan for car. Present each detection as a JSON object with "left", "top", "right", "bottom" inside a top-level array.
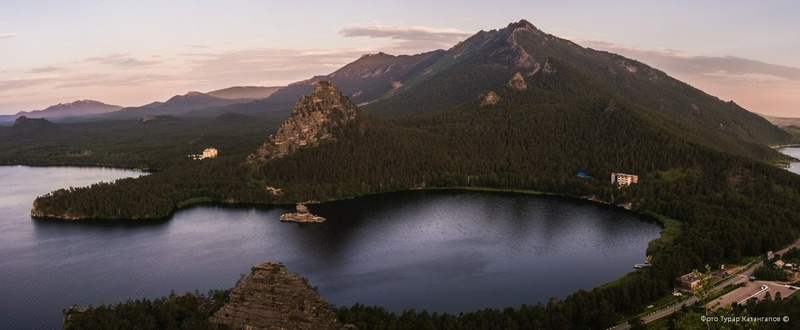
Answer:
[{"left": 761, "top": 284, "right": 769, "bottom": 290}]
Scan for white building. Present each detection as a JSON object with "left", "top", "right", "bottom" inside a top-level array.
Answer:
[
  {"left": 202, "top": 148, "right": 218, "bottom": 159},
  {"left": 611, "top": 172, "right": 638, "bottom": 186}
]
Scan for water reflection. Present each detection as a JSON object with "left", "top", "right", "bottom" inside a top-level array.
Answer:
[{"left": 1, "top": 166, "right": 660, "bottom": 329}]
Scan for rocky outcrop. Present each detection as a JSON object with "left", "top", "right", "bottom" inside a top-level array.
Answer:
[
  {"left": 209, "top": 262, "right": 344, "bottom": 330},
  {"left": 280, "top": 204, "right": 326, "bottom": 223},
  {"left": 508, "top": 72, "right": 527, "bottom": 91},
  {"left": 481, "top": 91, "right": 500, "bottom": 106},
  {"left": 249, "top": 81, "right": 358, "bottom": 162}
]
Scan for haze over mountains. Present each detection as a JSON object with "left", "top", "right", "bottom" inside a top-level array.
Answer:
[
  {"left": 0, "top": 86, "right": 283, "bottom": 124},
  {"left": 0, "top": 100, "right": 123, "bottom": 123}
]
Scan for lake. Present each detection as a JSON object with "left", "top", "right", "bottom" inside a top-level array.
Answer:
[
  {"left": 779, "top": 147, "right": 800, "bottom": 175},
  {"left": 0, "top": 165, "right": 661, "bottom": 329}
]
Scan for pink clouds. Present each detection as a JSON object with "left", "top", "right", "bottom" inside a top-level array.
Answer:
[{"left": 574, "top": 39, "right": 800, "bottom": 116}]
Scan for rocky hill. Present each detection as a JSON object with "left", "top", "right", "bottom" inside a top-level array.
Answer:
[
  {"left": 13, "top": 116, "right": 56, "bottom": 129},
  {"left": 249, "top": 81, "right": 358, "bottom": 161},
  {"left": 209, "top": 262, "right": 344, "bottom": 330}
]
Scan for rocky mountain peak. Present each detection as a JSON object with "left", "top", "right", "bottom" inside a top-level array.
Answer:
[
  {"left": 249, "top": 81, "right": 358, "bottom": 161},
  {"left": 359, "top": 51, "right": 390, "bottom": 59},
  {"left": 508, "top": 19, "right": 539, "bottom": 33}
]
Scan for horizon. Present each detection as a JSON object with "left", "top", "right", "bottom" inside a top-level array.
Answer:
[{"left": 2, "top": 1, "right": 799, "bottom": 116}]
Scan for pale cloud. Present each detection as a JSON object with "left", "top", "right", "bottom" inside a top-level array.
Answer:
[
  {"left": 29, "top": 66, "right": 64, "bottom": 73},
  {"left": 0, "top": 75, "right": 57, "bottom": 91},
  {"left": 701, "top": 71, "right": 793, "bottom": 84},
  {"left": 0, "top": 32, "right": 17, "bottom": 39},
  {"left": 341, "top": 24, "right": 473, "bottom": 41},
  {"left": 341, "top": 24, "right": 472, "bottom": 53},
  {"left": 54, "top": 72, "right": 170, "bottom": 89},
  {"left": 86, "top": 53, "right": 161, "bottom": 67},
  {"left": 571, "top": 38, "right": 800, "bottom": 115},
  {"left": 182, "top": 47, "right": 375, "bottom": 85},
  {"left": 575, "top": 39, "right": 800, "bottom": 84}
]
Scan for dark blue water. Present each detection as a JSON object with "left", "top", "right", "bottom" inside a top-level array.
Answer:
[{"left": 0, "top": 165, "right": 661, "bottom": 329}]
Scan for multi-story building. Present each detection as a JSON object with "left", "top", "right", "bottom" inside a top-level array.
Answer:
[{"left": 611, "top": 172, "right": 638, "bottom": 186}]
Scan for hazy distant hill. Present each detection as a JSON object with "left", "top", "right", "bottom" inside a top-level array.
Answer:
[
  {"left": 207, "top": 86, "right": 282, "bottom": 100},
  {"left": 100, "top": 91, "right": 255, "bottom": 120},
  {"left": 0, "top": 100, "right": 122, "bottom": 123}
]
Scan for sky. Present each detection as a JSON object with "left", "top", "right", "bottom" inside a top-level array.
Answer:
[{"left": 1, "top": 0, "right": 799, "bottom": 116}]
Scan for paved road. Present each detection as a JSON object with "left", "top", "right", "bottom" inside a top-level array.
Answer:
[{"left": 609, "top": 239, "right": 800, "bottom": 330}]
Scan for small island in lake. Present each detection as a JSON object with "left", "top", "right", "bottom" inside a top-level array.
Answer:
[{"left": 280, "top": 204, "right": 326, "bottom": 223}]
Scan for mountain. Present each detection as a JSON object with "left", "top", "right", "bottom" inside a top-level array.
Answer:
[
  {"left": 0, "top": 100, "right": 122, "bottom": 123},
  {"left": 154, "top": 91, "right": 244, "bottom": 111},
  {"left": 265, "top": 20, "right": 792, "bottom": 160},
  {"left": 266, "top": 50, "right": 445, "bottom": 105},
  {"left": 102, "top": 91, "right": 254, "bottom": 120},
  {"left": 207, "top": 86, "right": 283, "bottom": 100}
]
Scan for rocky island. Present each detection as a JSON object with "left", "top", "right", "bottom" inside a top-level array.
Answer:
[{"left": 280, "top": 204, "right": 326, "bottom": 223}]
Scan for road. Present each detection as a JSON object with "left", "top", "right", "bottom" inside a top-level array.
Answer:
[{"left": 608, "top": 239, "right": 800, "bottom": 330}]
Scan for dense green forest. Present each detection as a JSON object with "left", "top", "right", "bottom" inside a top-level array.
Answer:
[
  {"left": 0, "top": 113, "right": 281, "bottom": 170},
  {"left": 5, "top": 24, "right": 800, "bottom": 327},
  {"left": 62, "top": 290, "right": 230, "bottom": 330},
  {"left": 61, "top": 281, "right": 800, "bottom": 330},
  {"left": 14, "top": 57, "right": 800, "bottom": 328}
]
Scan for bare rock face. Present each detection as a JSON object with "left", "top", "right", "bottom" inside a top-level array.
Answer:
[
  {"left": 209, "top": 262, "right": 343, "bottom": 330},
  {"left": 249, "top": 81, "right": 358, "bottom": 162},
  {"left": 508, "top": 72, "right": 527, "bottom": 91},
  {"left": 481, "top": 91, "right": 500, "bottom": 106},
  {"left": 280, "top": 204, "right": 326, "bottom": 223},
  {"left": 543, "top": 59, "right": 557, "bottom": 74}
]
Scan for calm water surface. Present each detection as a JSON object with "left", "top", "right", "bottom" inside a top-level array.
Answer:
[
  {"left": 0, "top": 165, "right": 661, "bottom": 329},
  {"left": 779, "top": 147, "right": 800, "bottom": 175}
]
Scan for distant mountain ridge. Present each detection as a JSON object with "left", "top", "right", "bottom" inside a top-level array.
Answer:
[
  {"left": 207, "top": 86, "right": 282, "bottom": 100},
  {"left": 0, "top": 100, "right": 122, "bottom": 123},
  {"left": 99, "top": 91, "right": 257, "bottom": 120}
]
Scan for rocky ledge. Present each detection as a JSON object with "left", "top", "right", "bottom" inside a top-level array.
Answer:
[
  {"left": 209, "top": 262, "right": 345, "bottom": 330},
  {"left": 280, "top": 204, "right": 326, "bottom": 223}
]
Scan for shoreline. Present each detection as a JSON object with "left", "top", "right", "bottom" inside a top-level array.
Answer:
[
  {"left": 1, "top": 162, "right": 155, "bottom": 173},
  {"left": 32, "top": 184, "right": 642, "bottom": 222}
]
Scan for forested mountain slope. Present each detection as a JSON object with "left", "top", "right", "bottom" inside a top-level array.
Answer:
[{"left": 266, "top": 20, "right": 793, "bottom": 161}]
